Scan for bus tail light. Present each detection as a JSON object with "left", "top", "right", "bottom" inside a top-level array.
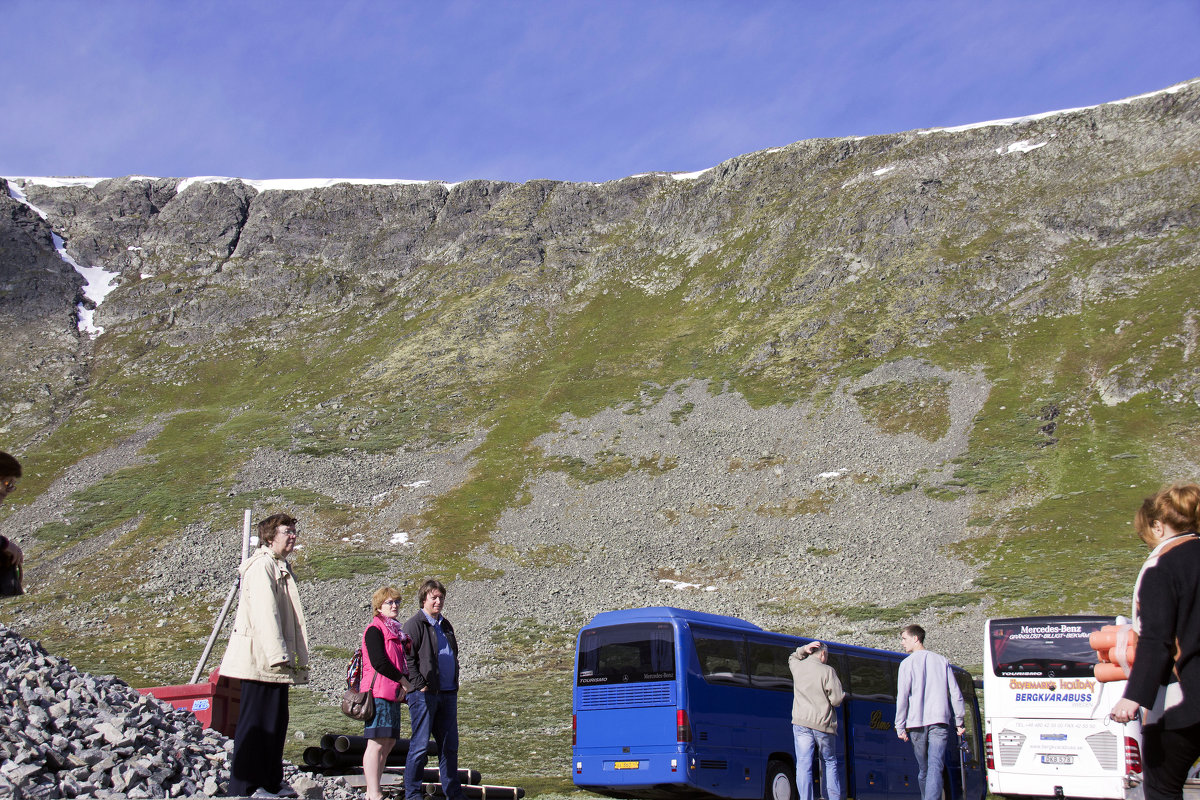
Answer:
[
  {"left": 572, "top": 714, "right": 577, "bottom": 747},
  {"left": 1124, "top": 737, "right": 1141, "bottom": 774},
  {"left": 677, "top": 709, "right": 692, "bottom": 742},
  {"left": 984, "top": 733, "right": 994, "bottom": 770}
]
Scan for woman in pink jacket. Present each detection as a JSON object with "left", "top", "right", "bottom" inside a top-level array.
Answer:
[{"left": 362, "top": 586, "right": 414, "bottom": 800}]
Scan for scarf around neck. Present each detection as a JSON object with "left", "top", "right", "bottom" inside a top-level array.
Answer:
[{"left": 380, "top": 615, "right": 409, "bottom": 642}]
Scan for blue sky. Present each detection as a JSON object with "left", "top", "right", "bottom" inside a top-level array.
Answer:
[{"left": 2, "top": 0, "right": 1198, "bottom": 184}]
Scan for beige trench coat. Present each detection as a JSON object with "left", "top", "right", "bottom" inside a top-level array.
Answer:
[{"left": 218, "top": 546, "right": 309, "bottom": 684}]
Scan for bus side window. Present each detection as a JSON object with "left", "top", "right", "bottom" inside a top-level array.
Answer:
[
  {"left": 827, "top": 651, "right": 850, "bottom": 691},
  {"left": 693, "top": 628, "right": 749, "bottom": 686},
  {"left": 748, "top": 640, "right": 793, "bottom": 691},
  {"left": 846, "top": 655, "right": 895, "bottom": 701}
]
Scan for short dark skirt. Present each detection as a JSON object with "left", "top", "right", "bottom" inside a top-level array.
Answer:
[{"left": 364, "top": 696, "right": 406, "bottom": 739}]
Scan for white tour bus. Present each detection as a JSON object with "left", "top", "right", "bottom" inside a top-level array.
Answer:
[{"left": 983, "top": 615, "right": 1143, "bottom": 800}]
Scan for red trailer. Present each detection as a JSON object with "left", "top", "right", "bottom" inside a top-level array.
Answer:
[{"left": 138, "top": 669, "right": 242, "bottom": 738}]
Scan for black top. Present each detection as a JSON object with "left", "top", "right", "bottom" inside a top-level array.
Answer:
[
  {"left": 364, "top": 626, "right": 407, "bottom": 683},
  {"left": 1124, "top": 536, "right": 1200, "bottom": 728}
]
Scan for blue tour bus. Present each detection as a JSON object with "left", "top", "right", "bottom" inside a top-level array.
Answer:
[{"left": 572, "top": 607, "right": 985, "bottom": 800}]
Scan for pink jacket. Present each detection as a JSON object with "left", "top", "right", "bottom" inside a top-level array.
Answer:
[{"left": 361, "top": 616, "right": 410, "bottom": 701}]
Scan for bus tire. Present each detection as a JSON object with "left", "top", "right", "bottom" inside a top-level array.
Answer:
[{"left": 765, "top": 759, "right": 796, "bottom": 800}]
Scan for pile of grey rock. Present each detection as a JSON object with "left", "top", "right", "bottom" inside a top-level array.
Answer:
[{"left": 0, "top": 624, "right": 231, "bottom": 799}]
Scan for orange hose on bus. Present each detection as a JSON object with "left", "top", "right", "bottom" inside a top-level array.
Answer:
[
  {"left": 1089, "top": 629, "right": 1118, "bottom": 651},
  {"left": 1094, "top": 662, "right": 1129, "bottom": 682},
  {"left": 1106, "top": 645, "right": 1137, "bottom": 665}
]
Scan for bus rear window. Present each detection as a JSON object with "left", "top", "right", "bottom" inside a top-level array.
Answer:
[
  {"left": 989, "top": 617, "right": 1112, "bottom": 677},
  {"left": 577, "top": 623, "right": 676, "bottom": 685}
]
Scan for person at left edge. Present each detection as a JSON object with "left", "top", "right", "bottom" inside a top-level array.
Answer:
[
  {"left": 0, "top": 451, "right": 25, "bottom": 596},
  {"left": 219, "top": 513, "right": 309, "bottom": 799}
]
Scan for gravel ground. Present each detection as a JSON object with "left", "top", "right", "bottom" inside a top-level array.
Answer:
[{"left": 459, "top": 360, "right": 991, "bottom": 667}]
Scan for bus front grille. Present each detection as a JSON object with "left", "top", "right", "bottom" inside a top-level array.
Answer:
[
  {"left": 699, "top": 761, "right": 728, "bottom": 770},
  {"left": 997, "top": 729, "right": 1026, "bottom": 767},
  {"left": 578, "top": 682, "right": 676, "bottom": 709},
  {"left": 1085, "top": 731, "right": 1119, "bottom": 770}
]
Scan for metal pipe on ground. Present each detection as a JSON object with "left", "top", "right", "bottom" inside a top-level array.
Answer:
[
  {"left": 320, "top": 746, "right": 434, "bottom": 769},
  {"left": 421, "top": 783, "right": 525, "bottom": 799},
  {"left": 411, "top": 768, "right": 482, "bottom": 785},
  {"left": 303, "top": 747, "right": 325, "bottom": 767},
  {"left": 311, "top": 766, "right": 482, "bottom": 784},
  {"left": 333, "top": 735, "right": 438, "bottom": 757}
]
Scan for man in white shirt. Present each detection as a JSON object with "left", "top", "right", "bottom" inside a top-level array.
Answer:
[{"left": 895, "top": 625, "right": 965, "bottom": 800}]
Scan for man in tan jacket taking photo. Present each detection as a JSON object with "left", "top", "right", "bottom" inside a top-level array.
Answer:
[
  {"left": 219, "top": 513, "right": 310, "bottom": 798},
  {"left": 789, "top": 641, "right": 845, "bottom": 800}
]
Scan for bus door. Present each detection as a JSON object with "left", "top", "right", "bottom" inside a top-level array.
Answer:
[
  {"left": 746, "top": 637, "right": 803, "bottom": 760},
  {"left": 689, "top": 626, "right": 756, "bottom": 796},
  {"left": 822, "top": 651, "right": 852, "bottom": 799},
  {"left": 746, "top": 635, "right": 852, "bottom": 800},
  {"left": 951, "top": 671, "right": 985, "bottom": 800},
  {"left": 844, "top": 654, "right": 911, "bottom": 800}
]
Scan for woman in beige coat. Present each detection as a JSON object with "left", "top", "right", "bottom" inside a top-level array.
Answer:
[{"left": 219, "top": 513, "right": 309, "bottom": 798}]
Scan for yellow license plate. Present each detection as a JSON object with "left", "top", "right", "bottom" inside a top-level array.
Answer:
[{"left": 614, "top": 761, "right": 640, "bottom": 770}]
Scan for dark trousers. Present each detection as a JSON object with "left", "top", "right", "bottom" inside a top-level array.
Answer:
[
  {"left": 405, "top": 690, "right": 462, "bottom": 800},
  {"left": 1142, "top": 721, "right": 1200, "bottom": 800},
  {"left": 229, "top": 679, "right": 289, "bottom": 796}
]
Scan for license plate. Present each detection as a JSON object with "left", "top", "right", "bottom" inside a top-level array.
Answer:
[
  {"left": 1041, "top": 754, "right": 1075, "bottom": 765},
  {"left": 614, "top": 761, "right": 640, "bottom": 770}
]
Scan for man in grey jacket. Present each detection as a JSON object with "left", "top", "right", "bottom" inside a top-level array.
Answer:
[
  {"left": 895, "top": 625, "right": 965, "bottom": 800},
  {"left": 789, "top": 641, "right": 845, "bottom": 800}
]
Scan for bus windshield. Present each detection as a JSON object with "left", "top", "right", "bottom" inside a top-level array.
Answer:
[
  {"left": 577, "top": 622, "right": 676, "bottom": 685},
  {"left": 988, "top": 617, "right": 1108, "bottom": 678}
]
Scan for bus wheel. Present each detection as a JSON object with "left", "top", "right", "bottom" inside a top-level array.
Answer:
[{"left": 765, "top": 759, "right": 796, "bottom": 800}]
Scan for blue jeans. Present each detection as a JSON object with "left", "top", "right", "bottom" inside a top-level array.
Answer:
[
  {"left": 793, "top": 725, "right": 842, "bottom": 800},
  {"left": 405, "top": 690, "right": 463, "bottom": 800},
  {"left": 908, "top": 724, "right": 949, "bottom": 800}
]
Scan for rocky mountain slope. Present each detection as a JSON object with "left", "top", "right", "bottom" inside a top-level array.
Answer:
[{"left": 1, "top": 80, "right": 1199, "bottom": 689}]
